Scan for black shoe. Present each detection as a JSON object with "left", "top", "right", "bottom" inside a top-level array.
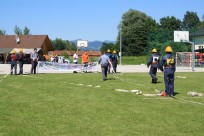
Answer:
[{"left": 154, "top": 79, "right": 157, "bottom": 84}]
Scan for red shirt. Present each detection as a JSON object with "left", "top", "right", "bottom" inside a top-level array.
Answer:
[{"left": 11, "top": 54, "right": 17, "bottom": 61}]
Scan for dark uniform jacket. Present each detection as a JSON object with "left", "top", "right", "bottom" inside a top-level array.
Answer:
[
  {"left": 159, "top": 54, "right": 176, "bottom": 72},
  {"left": 147, "top": 53, "right": 160, "bottom": 68}
]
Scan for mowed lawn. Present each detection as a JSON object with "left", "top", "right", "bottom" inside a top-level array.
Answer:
[{"left": 0, "top": 72, "right": 204, "bottom": 136}]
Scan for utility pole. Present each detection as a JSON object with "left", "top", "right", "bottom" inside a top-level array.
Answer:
[{"left": 119, "top": 21, "right": 122, "bottom": 65}]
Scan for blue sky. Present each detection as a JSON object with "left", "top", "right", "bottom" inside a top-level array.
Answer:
[{"left": 1, "top": 0, "right": 203, "bottom": 41}]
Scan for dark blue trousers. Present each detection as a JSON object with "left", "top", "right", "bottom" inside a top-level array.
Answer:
[
  {"left": 164, "top": 68, "right": 175, "bottom": 96},
  {"left": 101, "top": 64, "right": 108, "bottom": 80},
  {"left": 31, "top": 60, "right": 38, "bottom": 74},
  {"left": 11, "top": 61, "right": 17, "bottom": 75},
  {"left": 112, "top": 63, "right": 117, "bottom": 73},
  {"left": 19, "top": 61, "right": 23, "bottom": 74},
  {"left": 149, "top": 67, "right": 157, "bottom": 80}
]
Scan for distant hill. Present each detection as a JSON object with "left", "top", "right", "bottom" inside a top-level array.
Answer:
[{"left": 71, "top": 40, "right": 116, "bottom": 51}]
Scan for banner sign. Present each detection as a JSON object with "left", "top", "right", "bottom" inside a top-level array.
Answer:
[{"left": 38, "top": 61, "right": 98, "bottom": 72}]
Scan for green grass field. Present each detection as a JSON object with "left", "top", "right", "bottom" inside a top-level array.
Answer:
[{"left": 0, "top": 72, "right": 204, "bottom": 136}]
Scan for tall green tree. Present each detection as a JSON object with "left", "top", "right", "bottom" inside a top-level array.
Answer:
[
  {"left": 149, "top": 16, "right": 182, "bottom": 49},
  {"left": 0, "top": 29, "right": 6, "bottom": 35},
  {"left": 23, "top": 26, "right": 30, "bottom": 35},
  {"left": 14, "top": 25, "right": 22, "bottom": 35},
  {"left": 182, "top": 11, "right": 200, "bottom": 30},
  {"left": 116, "top": 9, "right": 157, "bottom": 56},
  {"left": 160, "top": 16, "right": 182, "bottom": 30},
  {"left": 52, "top": 38, "right": 66, "bottom": 50},
  {"left": 52, "top": 38, "right": 77, "bottom": 50},
  {"left": 100, "top": 42, "right": 116, "bottom": 53},
  {"left": 65, "top": 40, "right": 77, "bottom": 50}
]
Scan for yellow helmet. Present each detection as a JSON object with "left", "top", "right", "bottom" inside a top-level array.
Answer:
[
  {"left": 113, "top": 50, "right": 116, "bottom": 54},
  {"left": 106, "top": 49, "right": 111, "bottom": 53},
  {"left": 19, "top": 48, "right": 23, "bottom": 52},
  {"left": 165, "top": 46, "right": 173, "bottom": 52},
  {"left": 152, "top": 48, "right": 157, "bottom": 53}
]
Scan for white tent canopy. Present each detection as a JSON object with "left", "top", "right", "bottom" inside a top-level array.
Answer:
[{"left": 10, "top": 48, "right": 41, "bottom": 54}]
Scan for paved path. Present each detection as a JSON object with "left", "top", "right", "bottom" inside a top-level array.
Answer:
[{"left": 0, "top": 64, "right": 204, "bottom": 74}]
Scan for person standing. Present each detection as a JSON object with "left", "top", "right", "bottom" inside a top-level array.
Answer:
[
  {"left": 18, "top": 48, "right": 24, "bottom": 75},
  {"left": 82, "top": 51, "right": 89, "bottom": 72},
  {"left": 147, "top": 48, "right": 160, "bottom": 84},
  {"left": 98, "top": 52, "right": 113, "bottom": 81},
  {"left": 42, "top": 55, "right": 46, "bottom": 61},
  {"left": 159, "top": 46, "right": 176, "bottom": 97},
  {"left": 111, "top": 50, "right": 118, "bottom": 73},
  {"left": 30, "top": 48, "right": 39, "bottom": 74},
  {"left": 45, "top": 54, "right": 49, "bottom": 61},
  {"left": 73, "top": 51, "right": 79, "bottom": 64},
  {"left": 73, "top": 51, "right": 79, "bottom": 73},
  {"left": 10, "top": 50, "right": 17, "bottom": 75}
]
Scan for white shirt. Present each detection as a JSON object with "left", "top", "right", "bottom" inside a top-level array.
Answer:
[{"left": 73, "top": 53, "right": 78, "bottom": 63}]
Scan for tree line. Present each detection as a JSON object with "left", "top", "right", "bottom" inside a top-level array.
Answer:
[
  {"left": 101, "top": 10, "right": 204, "bottom": 56},
  {"left": 115, "top": 9, "right": 204, "bottom": 56},
  {"left": 1, "top": 10, "right": 204, "bottom": 56}
]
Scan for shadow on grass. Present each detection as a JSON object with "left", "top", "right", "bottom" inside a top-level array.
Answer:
[
  {"left": 174, "top": 92, "right": 179, "bottom": 96},
  {"left": 156, "top": 81, "right": 163, "bottom": 84},
  {"left": 107, "top": 78, "right": 116, "bottom": 80}
]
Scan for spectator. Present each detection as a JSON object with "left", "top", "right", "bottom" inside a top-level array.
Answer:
[
  {"left": 82, "top": 51, "right": 89, "bottom": 72},
  {"left": 73, "top": 51, "right": 79, "bottom": 64},
  {"left": 10, "top": 50, "right": 17, "bottom": 75},
  {"left": 30, "top": 48, "right": 39, "bottom": 74}
]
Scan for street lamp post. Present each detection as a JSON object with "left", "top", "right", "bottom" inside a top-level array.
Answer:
[{"left": 119, "top": 21, "right": 122, "bottom": 65}]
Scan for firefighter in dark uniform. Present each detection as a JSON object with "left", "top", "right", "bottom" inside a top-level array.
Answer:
[
  {"left": 111, "top": 50, "right": 118, "bottom": 73},
  {"left": 18, "top": 48, "right": 24, "bottom": 75},
  {"left": 10, "top": 50, "right": 17, "bottom": 75},
  {"left": 147, "top": 48, "right": 160, "bottom": 83},
  {"left": 106, "top": 49, "right": 112, "bottom": 73},
  {"left": 159, "top": 46, "right": 176, "bottom": 96}
]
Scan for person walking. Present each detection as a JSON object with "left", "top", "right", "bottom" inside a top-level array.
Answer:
[
  {"left": 147, "top": 48, "right": 160, "bottom": 84},
  {"left": 10, "top": 49, "right": 17, "bottom": 75},
  {"left": 111, "top": 50, "right": 118, "bottom": 73},
  {"left": 98, "top": 52, "right": 113, "bottom": 81},
  {"left": 18, "top": 48, "right": 24, "bottom": 75},
  {"left": 159, "top": 46, "right": 176, "bottom": 97},
  {"left": 106, "top": 49, "right": 112, "bottom": 73},
  {"left": 82, "top": 51, "right": 89, "bottom": 72},
  {"left": 30, "top": 48, "right": 39, "bottom": 74}
]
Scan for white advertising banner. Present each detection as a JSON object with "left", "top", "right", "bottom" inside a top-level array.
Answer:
[{"left": 38, "top": 61, "right": 98, "bottom": 73}]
